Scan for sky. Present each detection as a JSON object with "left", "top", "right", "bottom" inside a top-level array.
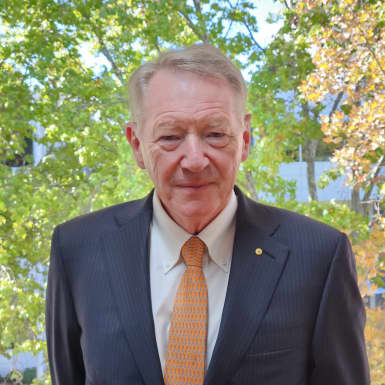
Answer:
[{"left": 252, "top": 0, "right": 284, "bottom": 46}]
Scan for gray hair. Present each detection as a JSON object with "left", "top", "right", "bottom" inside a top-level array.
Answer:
[{"left": 128, "top": 44, "right": 247, "bottom": 125}]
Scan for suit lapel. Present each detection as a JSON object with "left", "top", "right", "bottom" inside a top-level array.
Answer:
[
  {"left": 204, "top": 189, "right": 290, "bottom": 385},
  {"left": 99, "top": 188, "right": 289, "bottom": 385},
  {"left": 101, "top": 192, "right": 164, "bottom": 385}
]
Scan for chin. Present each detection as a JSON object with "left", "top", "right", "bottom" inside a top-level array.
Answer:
[{"left": 179, "top": 202, "right": 219, "bottom": 221}]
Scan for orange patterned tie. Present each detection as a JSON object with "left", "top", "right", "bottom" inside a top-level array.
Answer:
[{"left": 164, "top": 236, "right": 208, "bottom": 385}]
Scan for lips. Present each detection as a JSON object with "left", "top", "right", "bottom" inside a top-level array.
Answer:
[{"left": 176, "top": 182, "right": 212, "bottom": 189}]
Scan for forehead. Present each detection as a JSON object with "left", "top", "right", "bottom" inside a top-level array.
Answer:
[{"left": 142, "top": 69, "right": 241, "bottom": 124}]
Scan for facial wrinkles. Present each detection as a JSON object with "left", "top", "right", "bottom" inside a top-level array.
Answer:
[
  {"left": 145, "top": 139, "right": 214, "bottom": 189},
  {"left": 181, "top": 136, "right": 242, "bottom": 188},
  {"left": 156, "top": 121, "right": 240, "bottom": 150},
  {"left": 145, "top": 117, "right": 242, "bottom": 174},
  {"left": 169, "top": 138, "right": 215, "bottom": 185},
  {"left": 141, "top": 71, "right": 245, "bottom": 170},
  {"left": 152, "top": 106, "right": 230, "bottom": 137}
]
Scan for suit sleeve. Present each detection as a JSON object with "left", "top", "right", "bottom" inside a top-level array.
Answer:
[
  {"left": 46, "top": 225, "right": 85, "bottom": 385},
  {"left": 310, "top": 232, "right": 370, "bottom": 385}
]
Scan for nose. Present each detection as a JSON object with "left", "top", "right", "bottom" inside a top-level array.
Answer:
[{"left": 179, "top": 134, "right": 209, "bottom": 172}]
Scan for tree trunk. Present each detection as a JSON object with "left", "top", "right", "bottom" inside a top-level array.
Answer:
[
  {"left": 244, "top": 170, "right": 259, "bottom": 202},
  {"left": 303, "top": 138, "right": 319, "bottom": 201},
  {"left": 351, "top": 187, "right": 364, "bottom": 215}
]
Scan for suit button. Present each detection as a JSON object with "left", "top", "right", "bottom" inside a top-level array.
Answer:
[{"left": 255, "top": 248, "right": 263, "bottom": 255}]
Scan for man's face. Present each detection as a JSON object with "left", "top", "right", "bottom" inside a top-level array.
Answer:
[{"left": 127, "top": 69, "right": 250, "bottom": 232}]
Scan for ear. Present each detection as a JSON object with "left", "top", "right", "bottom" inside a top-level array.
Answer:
[
  {"left": 241, "top": 113, "right": 251, "bottom": 162},
  {"left": 126, "top": 122, "right": 145, "bottom": 169}
]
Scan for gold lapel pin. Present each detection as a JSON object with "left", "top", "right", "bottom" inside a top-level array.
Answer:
[{"left": 255, "top": 248, "right": 263, "bottom": 255}]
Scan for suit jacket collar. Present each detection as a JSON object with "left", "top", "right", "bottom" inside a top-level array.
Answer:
[
  {"left": 113, "top": 186, "right": 280, "bottom": 235},
  {"left": 234, "top": 185, "right": 280, "bottom": 236},
  {"left": 103, "top": 187, "right": 289, "bottom": 385},
  {"left": 114, "top": 190, "right": 154, "bottom": 227}
]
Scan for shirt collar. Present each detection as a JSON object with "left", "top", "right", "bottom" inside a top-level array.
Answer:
[{"left": 152, "top": 190, "right": 237, "bottom": 274}]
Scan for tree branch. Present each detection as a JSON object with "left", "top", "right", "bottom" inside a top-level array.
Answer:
[
  {"left": 358, "top": 25, "right": 385, "bottom": 79},
  {"left": 97, "top": 36, "right": 125, "bottom": 85},
  {"left": 224, "top": 0, "right": 240, "bottom": 39},
  {"left": 177, "top": 9, "right": 206, "bottom": 41},
  {"left": 78, "top": 9, "right": 125, "bottom": 85},
  {"left": 226, "top": 0, "right": 265, "bottom": 52},
  {"left": 238, "top": 170, "right": 259, "bottom": 201},
  {"left": 93, "top": 140, "right": 119, "bottom": 156},
  {"left": 193, "top": 0, "right": 209, "bottom": 41},
  {"left": 154, "top": 39, "right": 162, "bottom": 54},
  {"left": 193, "top": 0, "right": 202, "bottom": 14},
  {"left": 243, "top": 21, "right": 265, "bottom": 53},
  {"left": 362, "top": 155, "right": 385, "bottom": 202},
  {"left": 329, "top": 91, "right": 344, "bottom": 118},
  {"left": 83, "top": 180, "right": 102, "bottom": 214}
]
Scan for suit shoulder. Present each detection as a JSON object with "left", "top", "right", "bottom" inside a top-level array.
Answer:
[
  {"left": 268, "top": 204, "right": 341, "bottom": 235},
  {"left": 236, "top": 188, "right": 342, "bottom": 240},
  {"left": 264, "top": 203, "right": 346, "bottom": 257},
  {"left": 54, "top": 195, "right": 151, "bottom": 246},
  {"left": 244, "top": 197, "right": 343, "bottom": 245}
]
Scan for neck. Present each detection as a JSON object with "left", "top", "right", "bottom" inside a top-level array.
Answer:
[
  {"left": 160, "top": 198, "right": 231, "bottom": 235},
  {"left": 173, "top": 216, "right": 213, "bottom": 235}
]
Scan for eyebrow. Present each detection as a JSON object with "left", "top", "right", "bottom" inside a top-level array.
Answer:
[
  {"left": 155, "top": 116, "right": 230, "bottom": 129},
  {"left": 205, "top": 118, "right": 229, "bottom": 127},
  {"left": 155, "top": 121, "right": 182, "bottom": 129}
]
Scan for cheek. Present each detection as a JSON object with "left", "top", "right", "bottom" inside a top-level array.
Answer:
[
  {"left": 141, "top": 145, "right": 160, "bottom": 179},
  {"left": 214, "top": 146, "right": 241, "bottom": 175},
  {"left": 144, "top": 148, "right": 180, "bottom": 182}
]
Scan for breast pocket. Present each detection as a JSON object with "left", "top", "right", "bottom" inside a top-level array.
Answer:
[
  {"left": 245, "top": 346, "right": 294, "bottom": 359},
  {"left": 231, "top": 345, "right": 308, "bottom": 385}
]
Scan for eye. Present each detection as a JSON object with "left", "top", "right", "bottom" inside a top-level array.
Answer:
[
  {"left": 158, "top": 135, "right": 182, "bottom": 150},
  {"left": 162, "top": 135, "right": 181, "bottom": 141},
  {"left": 206, "top": 132, "right": 229, "bottom": 147},
  {"left": 208, "top": 132, "right": 224, "bottom": 138}
]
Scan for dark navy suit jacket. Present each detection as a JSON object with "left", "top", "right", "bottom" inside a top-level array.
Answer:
[{"left": 46, "top": 187, "right": 369, "bottom": 385}]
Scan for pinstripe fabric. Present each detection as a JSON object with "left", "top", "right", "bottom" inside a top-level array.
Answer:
[
  {"left": 164, "top": 237, "right": 208, "bottom": 385},
  {"left": 46, "top": 188, "right": 369, "bottom": 385}
]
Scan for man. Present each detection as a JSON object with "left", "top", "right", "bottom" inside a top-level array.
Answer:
[{"left": 46, "top": 44, "right": 369, "bottom": 385}]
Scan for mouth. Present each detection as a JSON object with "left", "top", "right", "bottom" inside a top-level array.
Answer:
[{"left": 176, "top": 182, "right": 212, "bottom": 190}]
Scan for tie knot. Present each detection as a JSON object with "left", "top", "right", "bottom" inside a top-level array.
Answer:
[{"left": 181, "top": 236, "right": 206, "bottom": 268}]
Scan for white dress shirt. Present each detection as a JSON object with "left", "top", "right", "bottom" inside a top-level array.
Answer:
[{"left": 149, "top": 190, "right": 237, "bottom": 373}]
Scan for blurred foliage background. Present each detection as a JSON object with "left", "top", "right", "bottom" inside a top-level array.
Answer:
[{"left": 0, "top": 0, "right": 384, "bottom": 383}]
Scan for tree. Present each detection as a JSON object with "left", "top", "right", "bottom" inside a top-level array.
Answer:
[
  {"left": 296, "top": 1, "right": 385, "bottom": 382},
  {"left": 1, "top": 0, "right": 384, "bottom": 382},
  {"left": 298, "top": 0, "right": 385, "bottom": 214},
  {"left": 0, "top": 1, "right": 264, "bottom": 382},
  {"left": 247, "top": 7, "right": 327, "bottom": 202},
  {"left": 297, "top": 0, "right": 385, "bottom": 283}
]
